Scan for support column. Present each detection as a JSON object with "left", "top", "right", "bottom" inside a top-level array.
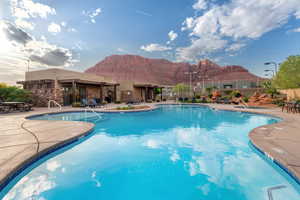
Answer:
[
  {"left": 113, "top": 85, "right": 117, "bottom": 103},
  {"left": 72, "top": 80, "right": 76, "bottom": 104},
  {"left": 145, "top": 87, "right": 149, "bottom": 102},
  {"left": 100, "top": 85, "right": 103, "bottom": 102}
]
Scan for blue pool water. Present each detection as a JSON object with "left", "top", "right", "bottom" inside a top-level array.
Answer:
[{"left": 1, "top": 105, "right": 300, "bottom": 200}]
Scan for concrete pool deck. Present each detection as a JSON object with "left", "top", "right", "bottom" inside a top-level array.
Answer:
[{"left": 0, "top": 102, "right": 299, "bottom": 190}]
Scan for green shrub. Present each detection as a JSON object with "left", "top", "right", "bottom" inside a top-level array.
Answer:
[
  {"left": 230, "top": 90, "right": 242, "bottom": 98},
  {"left": 72, "top": 102, "right": 81, "bottom": 107},
  {"left": 242, "top": 97, "right": 249, "bottom": 103},
  {"left": 224, "top": 90, "right": 232, "bottom": 95},
  {"left": 0, "top": 86, "right": 32, "bottom": 102},
  {"left": 115, "top": 101, "right": 121, "bottom": 104},
  {"left": 272, "top": 99, "right": 285, "bottom": 107},
  {"left": 117, "top": 106, "right": 134, "bottom": 110}
]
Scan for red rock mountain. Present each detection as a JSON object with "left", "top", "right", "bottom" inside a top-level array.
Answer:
[{"left": 85, "top": 55, "right": 262, "bottom": 85}]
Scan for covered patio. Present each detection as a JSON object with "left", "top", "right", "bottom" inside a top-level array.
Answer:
[
  {"left": 58, "top": 79, "right": 119, "bottom": 106},
  {"left": 133, "top": 83, "right": 164, "bottom": 102}
]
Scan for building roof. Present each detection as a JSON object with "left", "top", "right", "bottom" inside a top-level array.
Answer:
[{"left": 23, "top": 68, "right": 118, "bottom": 85}]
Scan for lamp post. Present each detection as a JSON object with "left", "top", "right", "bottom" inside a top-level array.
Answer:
[
  {"left": 264, "top": 62, "right": 278, "bottom": 74},
  {"left": 27, "top": 59, "right": 30, "bottom": 72},
  {"left": 184, "top": 71, "right": 198, "bottom": 97},
  {"left": 264, "top": 69, "right": 275, "bottom": 77}
]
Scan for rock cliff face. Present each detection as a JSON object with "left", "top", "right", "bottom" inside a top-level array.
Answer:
[{"left": 85, "top": 54, "right": 262, "bottom": 85}]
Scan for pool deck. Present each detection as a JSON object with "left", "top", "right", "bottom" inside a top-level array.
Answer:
[{"left": 0, "top": 102, "right": 300, "bottom": 190}]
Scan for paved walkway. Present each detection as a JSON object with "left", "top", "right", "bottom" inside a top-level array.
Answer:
[
  {"left": 0, "top": 103, "right": 299, "bottom": 190},
  {"left": 0, "top": 108, "right": 94, "bottom": 189}
]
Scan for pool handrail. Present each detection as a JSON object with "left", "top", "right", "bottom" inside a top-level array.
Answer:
[
  {"left": 84, "top": 106, "right": 102, "bottom": 121},
  {"left": 48, "top": 100, "right": 62, "bottom": 111}
]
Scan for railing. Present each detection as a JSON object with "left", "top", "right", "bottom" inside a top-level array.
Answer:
[
  {"left": 267, "top": 185, "right": 286, "bottom": 200},
  {"left": 48, "top": 100, "right": 62, "bottom": 111},
  {"left": 240, "top": 99, "right": 249, "bottom": 109},
  {"left": 84, "top": 106, "right": 102, "bottom": 121}
]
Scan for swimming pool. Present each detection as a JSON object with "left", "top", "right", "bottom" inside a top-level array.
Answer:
[{"left": 1, "top": 105, "right": 299, "bottom": 199}]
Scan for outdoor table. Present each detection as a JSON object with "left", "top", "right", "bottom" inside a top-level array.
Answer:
[{"left": 0, "top": 102, "right": 26, "bottom": 111}]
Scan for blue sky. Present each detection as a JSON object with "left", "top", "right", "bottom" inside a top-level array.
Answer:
[{"left": 1, "top": 0, "right": 300, "bottom": 84}]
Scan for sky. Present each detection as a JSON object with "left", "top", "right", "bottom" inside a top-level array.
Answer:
[{"left": 0, "top": 0, "right": 300, "bottom": 85}]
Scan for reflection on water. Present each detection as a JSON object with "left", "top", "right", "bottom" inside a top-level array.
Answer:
[{"left": 2, "top": 105, "right": 299, "bottom": 200}]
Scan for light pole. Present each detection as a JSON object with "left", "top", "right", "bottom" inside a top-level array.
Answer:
[
  {"left": 27, "top": 59, "right": 30, "bottom": 72},
  {"left": 264, "top": 69, "right": 275, "bottom": 77},
  {"left": 264, "top": 62, "right": 278, "bottom": 74},
  {"left": 184, "top": 71, "right": 197, "bottom": 97}
]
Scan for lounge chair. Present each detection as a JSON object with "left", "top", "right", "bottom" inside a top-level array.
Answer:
[
  {"left": 223, "top": 99, "right": 231, "bottom": 104},
  {"left": 126, "top": 99, "right": 141, "bottom": 105},
  {"left": 81, "top": 99, "right": 88, "bottom": 107},
  {"left": 91, "top": 99, "right": 105, "bottom": 108}
]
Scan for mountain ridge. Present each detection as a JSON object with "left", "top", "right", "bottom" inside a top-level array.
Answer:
[{"left": 85, "top": 54, "right": 262, "bottom": 85}]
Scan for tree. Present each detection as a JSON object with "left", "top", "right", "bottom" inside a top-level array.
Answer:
[
  {"left": 0, "top": 82, "right": 8, "bottom": 88},
  {"left": 172, "top": 83, "right": 189, "bottom": 97},
  {"left": 0, "top": 85, "right": 31, "bottom": 102},
  {"left": 273, "top": 55, "right": 300, "bottom": 89},
  {"left": 205, "top": 86, "right": 217, "bottom": 95},
  {"left": 261, "top": 80, "right": 279, "bottom": 98}
]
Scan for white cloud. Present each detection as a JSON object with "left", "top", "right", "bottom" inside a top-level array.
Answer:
[
  {"left": 61, "top": 21, "right": 67, "bottom": 27},
  {"left": 143, "top": 139, "right": 163, "bottom": 149},
  {"left": 3, "top": 175, "right": 55, "bottom": 200},
  {"left": 83, "top": 8, "right": 102, "bottom": 23},
  {"left": 48, "top": 22, "right": 61, "bottom": 34},
  {"left": 46, "top": 160, "right": 61, "bottom": 172},
  {"left": 181, "top": 17, "right": 195, "bottom": 31},
  {"left": 176, "top": 36, "right": 227, "bottom": 62},
  {"left": 141, "top": 43, "right": 171, "bottom": 52},
  {"left": 0, "top": 20, "right": 76, "bottom": 84},
  {"left": 168, "top": 30, "right": 178, "bottom": 42},
  {"left": 10, "top": 0, "right": 56, "bottom": 19},
  {"left": 170, "top": 150, "right": 180, "bottom": 162},
  {"left": 68, "top": 27, "right": 77, "bottom": 32},
  {"left": 117, "top": 48, "right": 126, "bottom": 53},
  {"left": 15, "top": 18, "right": 34, "bottom": 30},
  {"left": 178, "top": 0, "right": 300, "bottom": 61},
  {"left": 193, "top": 0, "right": 208, "bottom": 10},
  {"left": 292, "top": 27, "right": 300, "bottom": 32},
  {"left": 226, "top": 43, "right": 246, "bottom": 52}
]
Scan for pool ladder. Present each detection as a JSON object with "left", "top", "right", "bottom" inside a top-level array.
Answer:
[
  {"left": 84, "top": 106, "right": 103, "bottom": 122},
  {"left": 267, "top": 185, "right": 286, "bottom": 200},
  {"left": 48, "top": 100, "right": 62, "bottom": 111}
]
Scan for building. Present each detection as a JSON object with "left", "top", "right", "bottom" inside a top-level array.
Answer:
[
  {"left": 18, "top": 68, "right": 119, "bottom": 106},
  {"left": 118, "top": 80, "right": 165, "bottom": 102},
  {"left": 17, "top": 68, "right": 168, "bottom": 106}
]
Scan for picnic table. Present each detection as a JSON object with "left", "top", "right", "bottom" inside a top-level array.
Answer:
[{"left": 0, "top": 102, "right": 32, "bottom": 113}]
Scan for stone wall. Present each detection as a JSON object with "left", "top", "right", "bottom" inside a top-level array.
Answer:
[
  {"left": 24, "top": 80, "right": 63, "bottom": 107},
  {"left": 280, "top": 89, "right": 300, "bottom": 101}
]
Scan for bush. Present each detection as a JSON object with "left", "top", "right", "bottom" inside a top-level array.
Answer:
[
  {"left": 230, "top": 90, "right": 242, "bottom": 98},
  {"left": 72, "top": 102, "right": 81, "bottom": 107},
  {"left": 0, "top": 86, "right": 32, "bottom": 102},
  {"left": 224, "top": 90, "right": 233, "bottom": 95},
  {"left": 242, "top": 97, "right": 249, "bottom": 103},
  {"left": 272, "top": 99, "right": 285, "bottom": 107},
  {"left": 115, "top": 101, "right": 121, "bottom": 104}
]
